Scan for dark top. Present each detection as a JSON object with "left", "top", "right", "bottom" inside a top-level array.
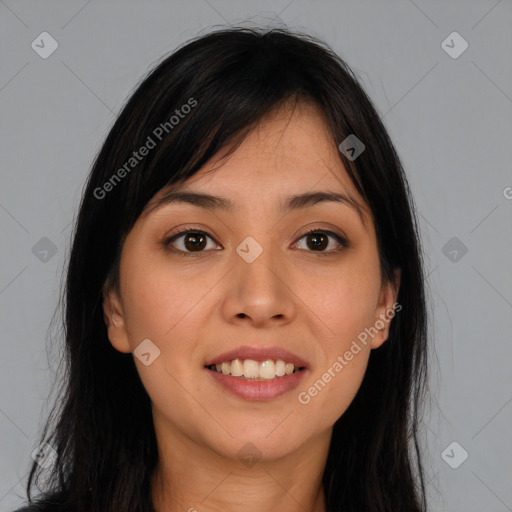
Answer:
[
  {"left": 12, "top": 506, "right": 58, "bottom": 512},
  {"left": 11, "top": 493, "right": 156, "bottom": 512},
  {"left": 12, "top": 502, "right": 71, "bottom": 512},
  {"left": 12, "top": 502, "right": 155, "bottom": 512},
  {"left": 12, "top": 507, "right": 46, "bottom": 512}
]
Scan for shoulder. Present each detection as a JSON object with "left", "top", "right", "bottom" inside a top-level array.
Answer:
[
  {"left": 11, "top": 491, "right": 73, "bottom": 512},
  {"left": 12, "top": 506, "right": 55, "bottom": 512},
  {"left": 11, "top": 502, "right": 73, "bottom": 512}
]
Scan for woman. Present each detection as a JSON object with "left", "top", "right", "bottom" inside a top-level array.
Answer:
[{"left": 14, "top": 26, "right": 429, "bottom": 512}]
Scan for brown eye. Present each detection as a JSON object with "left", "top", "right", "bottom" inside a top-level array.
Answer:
[
  {"left": 294, "top": 229, "right": 348, "bottom": 254},
  {"left": 163, "top": 227, "right": 348, "bottom": 257},
  {"left": 164, "top": 230, "right": 221, "bottom": 255}
]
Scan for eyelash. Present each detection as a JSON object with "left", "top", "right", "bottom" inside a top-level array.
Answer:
[{"left": 162, "top": 226, "right": 349, "bottom": 257}]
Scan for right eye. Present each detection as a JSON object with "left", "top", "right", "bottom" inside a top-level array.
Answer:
[{"left": 163, "top": 229, "right": 222, "bottom": 256}]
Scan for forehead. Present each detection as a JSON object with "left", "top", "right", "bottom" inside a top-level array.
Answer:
[{"left": 144, "top": 100, "right": 371, "bottom": 225}]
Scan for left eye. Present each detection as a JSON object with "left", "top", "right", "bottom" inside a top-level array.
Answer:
[
  {"left": 293, "top": 229, "right": 347, "bottom": 253},
  {"left": 164, "top": 228, "right": 347, "bottom": 256}
]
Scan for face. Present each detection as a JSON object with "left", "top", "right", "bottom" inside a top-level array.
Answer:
[{"left": 103, "top": 100, "right": 400, "bottom": 463}]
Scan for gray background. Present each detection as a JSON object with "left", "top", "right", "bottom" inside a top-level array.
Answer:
[{"left": 1, "top": 1, "right": 511, "bottom": 511}]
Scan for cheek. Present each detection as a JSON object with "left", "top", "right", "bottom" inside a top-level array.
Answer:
[
  {"left": 297, "top": 306, "right": 373, "bottom": 430},
  {"left": 298, "top": 351, "right": 370, "bottom": 429},
  {"left": 295, "top": 257, "right": 380, "bottom": 424},
  {"left": 119, "top": 265, "right": 211, "bottom": 433},
  {"left": 303, "top": 257, "right": 381, "bottom": 348},
  {"left": 119, "top": 256, "right": 210, "bottom": 349},
  {"left": 132, "top": 358, "right": 209, "bottom": 450}
]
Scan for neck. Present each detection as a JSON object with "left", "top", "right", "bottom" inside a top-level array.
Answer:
[{"left": 150, "top": 422, "right": 330, "bottom": 512}]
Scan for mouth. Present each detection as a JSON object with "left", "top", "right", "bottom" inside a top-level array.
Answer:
[
  {"left": 204, "top": 359, "right": 306, "bottom": 381},
  {"left": 204, "top": 357, "right": 309, "bottom": 401},
  {"left": 203, "top": 345, "right": 309, "bottom": 382}
]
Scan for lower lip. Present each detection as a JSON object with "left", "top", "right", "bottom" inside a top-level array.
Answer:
[{"left": 205, "top": 368, "right": 308, "bottom": 401}]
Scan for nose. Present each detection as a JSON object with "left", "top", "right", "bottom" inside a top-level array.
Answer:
[{"left": 220, "top": 243, "right": 296, "bottom": 328}]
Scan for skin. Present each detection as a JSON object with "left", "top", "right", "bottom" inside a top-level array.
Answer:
[{"left": 103, "top": 99, "right": 400, "bottom": 512}]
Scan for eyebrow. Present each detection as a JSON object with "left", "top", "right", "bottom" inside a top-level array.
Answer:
[{"left": 144, "top": 189, "right": 367, "bottom": 228}]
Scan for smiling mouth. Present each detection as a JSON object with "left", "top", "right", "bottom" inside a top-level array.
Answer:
[{"left": 205, "top": 358, "right": 306, "bottom": 381}]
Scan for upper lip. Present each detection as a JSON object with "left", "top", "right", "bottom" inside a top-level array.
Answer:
[{"left": 204, "top": 345, "right": 309, "bottom": 369}]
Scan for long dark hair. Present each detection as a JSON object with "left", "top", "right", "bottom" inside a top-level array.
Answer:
[{"left": 18, "top": 26, "right": 429, "bottom": 512}]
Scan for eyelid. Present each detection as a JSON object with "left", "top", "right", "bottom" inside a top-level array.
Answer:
[{"left": 165, "top": 223, "right": 217, "bottom": 241}]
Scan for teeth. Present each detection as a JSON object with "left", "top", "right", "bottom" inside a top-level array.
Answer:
[
  {"left": 259, "top": 360, "right": 275, "bottom": 379},
  {"left": 231, "top": 359, "right": 244, "bottom": 376},
  {"left": 209, "top": 358, "right": 302, "bottom": 380},
  {"left": 244, "top": 359, "right": 260, "bottom": 379}
]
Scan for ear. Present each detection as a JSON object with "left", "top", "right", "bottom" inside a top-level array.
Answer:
[
  {"left": 369, "top": 267, "right": 401, "bottom": 349},
  {"left": 102, "top": 284, "right": 131, "bottom": 354}
]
